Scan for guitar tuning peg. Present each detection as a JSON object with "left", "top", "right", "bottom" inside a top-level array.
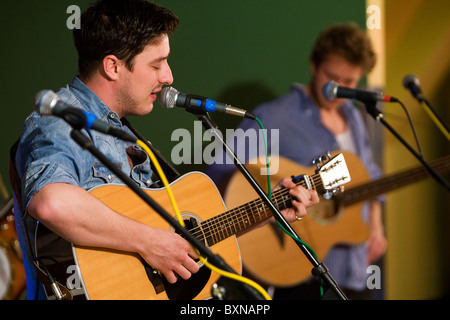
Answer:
[
  {"left": 312, "top": 158, "right": 321, "bottom": 170},
  {"left": 323, "top": 190, "right": 333, "bottom": 200},
  {"left": 330, "top": 185, "right": 345, "bottom": 195},
  {"left": 326, "top": 151, "right": 331, "bottom": 160},
  {"left": 320, "top": 154, "right": 328, "bottom": 164}
]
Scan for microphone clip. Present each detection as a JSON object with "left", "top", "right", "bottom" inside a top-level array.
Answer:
[
  {"left": 184, "top": 94, "right": 208, "bottom": 114},
  {"left": 364, "top": 101, "right": 384, "bottom": 121},
  {"left": 60, "top": 107, "right": 88, "bottom": 130}
]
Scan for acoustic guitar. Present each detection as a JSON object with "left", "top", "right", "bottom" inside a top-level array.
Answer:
[
  {"left": 35, "top": 153, "right": 350, "bottom": 300},
  {"left": 0, "top": 198, "right": 26, "bottom": 300},
  {"left": 225, "top": 151, "right": 450, "bottom": 287}
]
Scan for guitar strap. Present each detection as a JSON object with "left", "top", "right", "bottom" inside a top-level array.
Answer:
[
  {"left": 9, "top": 139, "right": 73, "bottom": 300},
  {"left": 32, "top": 260, "right": 73, "bottom": 300},
  {"left": 9, "top": 118, "right": 180, "bottom": 299},
  {"left": 122, "top": 118, "right": 181, "bottom": 186}
]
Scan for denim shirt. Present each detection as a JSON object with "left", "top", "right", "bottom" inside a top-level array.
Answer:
[
  {"left": 14, "top": 76, "right": 153, "bottom": 299},
  {"left": 207, "top": 83, "right": 383, "bottom": 185},
  {"left": 17, "top": 76, "right": 153, "bottom": 208},
  {"left": 207, "top": 83, "right": 384, "bottom": 291}
]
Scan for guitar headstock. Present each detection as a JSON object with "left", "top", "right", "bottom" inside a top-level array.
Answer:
[{"left": 313, "top": 153, "right": 351, "bottom": 199}]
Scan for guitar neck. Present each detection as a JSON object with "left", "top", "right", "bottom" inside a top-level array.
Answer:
[
  {"left": 197, "top": 173, "right": 324, "bottom": 246},
  {"left": 337, "top": 155, "right": 450, "bottom": 206}
]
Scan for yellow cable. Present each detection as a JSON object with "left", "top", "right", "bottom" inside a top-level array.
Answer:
[
  {"left": 136, "top": 139, "right": 271, "bottom": 300},
  {"left": 136, "top": 140, "right": 183, "bottom": 225},
  {"left": 421, "top": 101, "right": 450, "bottom": 141}
]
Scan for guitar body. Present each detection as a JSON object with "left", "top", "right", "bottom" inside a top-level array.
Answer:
[
  {"left": 71, "top": 172, "right": 241, "bottom": 300},
  {"left": 34, "top": 153, "right": 350, "bottom": 299},
  {"left": 224, "top": 151, "right": 370, "bottom": 287},
  {"left": 0, "top": 199, "right": 26, "bottom": 300}
]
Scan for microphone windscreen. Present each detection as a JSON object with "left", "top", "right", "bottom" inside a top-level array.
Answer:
[
  {"left": 402, "top": 74, "right": 420, "bottom": 89},
  {"left": 34, "top": 90, "right": 57, "bottom": 115},
  {"left": 158, "top": 86, "right": 178, "bottom": 109},
  {"left": 322, "top": 81, "right": 338, "bottom": 100}
]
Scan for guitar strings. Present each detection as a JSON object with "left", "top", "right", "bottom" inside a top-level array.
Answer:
[
  {"left": 186, "top": 185, "right": 294, "bottom": 243},
  {"left": 188, "top": 175, "right": 325, "bottom": 243},
  {"left": 340, "top": 156, "right": 450, "bottom": 206},
  {"left": 186, "top": 175, "right": 325, "bottom": 244},
  {"left": 137, "top": 139, "right": 272, "bottom": 300},
  {"left": 189, "top": 184, "right": 297, "bottom": 241}
]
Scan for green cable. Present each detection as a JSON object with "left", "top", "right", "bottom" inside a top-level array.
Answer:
[
  {"left": 255, "top": 117, "right": 272, "bottom": 197},
  {"left": 255, "top": 117, "right": 324, "bottom": 297}
]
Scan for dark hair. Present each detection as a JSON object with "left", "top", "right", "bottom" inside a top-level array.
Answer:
[
  {"left": 73, "top": 0, "right": 179, "bottom": 79},
  {"left": 310, "top": 22, "right": 376, "bottom": 74}
]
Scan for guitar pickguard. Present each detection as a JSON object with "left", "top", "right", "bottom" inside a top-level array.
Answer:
[
  {"left": 140, "top": 257, "right": 212, "bottom": 299},
  {"left": 163, "top": 265, "right": 211, "bottom": 300},
  {"left": 140, "top": 213, "right": 213, "bottom": 299}
]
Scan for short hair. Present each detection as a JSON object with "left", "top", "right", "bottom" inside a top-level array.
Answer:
[
  {"left": 310, "top": 22, "right": 376, "bottom": 74},
  {"left": 73, "top": 0, "right": 179, "bottom": 79}
]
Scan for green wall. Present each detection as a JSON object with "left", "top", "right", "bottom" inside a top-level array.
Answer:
[{"left": 0, "top": 0, "right": 365, "bottom": 200}]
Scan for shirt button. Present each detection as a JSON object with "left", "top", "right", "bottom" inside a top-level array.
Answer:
[{"left": 108, "top": 174, "right": 112, "bottom": 180}]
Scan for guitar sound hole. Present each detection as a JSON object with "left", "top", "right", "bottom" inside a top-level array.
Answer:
[
  {"left": 152, "top": 213, "right": 211, "bottom": 300},
  {"left": 308, "top": 198, "right": 343, "bottom": 224},
  {"left": 182, "top": 216, "right": 207, "bottom": 249},
  {"left": 163, "top": 214, "right": 212, "bottom": 300}
]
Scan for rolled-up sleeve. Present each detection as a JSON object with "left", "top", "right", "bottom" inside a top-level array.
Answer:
[{"left": 16, "top": 113, "right": 83, "bottom": 214}]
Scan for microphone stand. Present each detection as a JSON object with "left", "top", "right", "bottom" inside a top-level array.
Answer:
[
  {"left": 364, "top": 101, "right": 450, "bottom": 191},
  {"left": 69, "top": 127, "right": 264, "bottom": 300},
  {"left": 186, "top": 107, "right": 348, "bottom": 300}
]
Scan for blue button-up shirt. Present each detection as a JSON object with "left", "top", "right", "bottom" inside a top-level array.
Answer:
[
  {"left": 207, "top": 83, "right": 384, "bottom": 291},
  {"left": 18, "top": 77, "right": 153, "bottom": 207},
  {"left": 14, "top": 76, "right": 153, "bottom": 299}
]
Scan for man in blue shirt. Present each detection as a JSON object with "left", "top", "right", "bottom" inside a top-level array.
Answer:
[
  {"left": 12, "top": 0, "right": 318, "bottom": 300},
  {"left": 207, "top": 23, "right": 387, "bottom": 299}
]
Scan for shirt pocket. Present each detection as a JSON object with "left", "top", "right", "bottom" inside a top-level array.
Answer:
[{"left": 92, "top": 161, "right": 122, "bottom": 184}]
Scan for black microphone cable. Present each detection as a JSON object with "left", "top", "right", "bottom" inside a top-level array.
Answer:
[{"left": 403, "top": 75, "right": 450, "bottom": 141}]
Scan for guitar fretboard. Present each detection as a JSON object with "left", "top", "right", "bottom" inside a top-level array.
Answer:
[
  {"left": 336, "top": 155, "right": 450, "bottom": 206},
  {"left": 189, "top": 173, "right": 324, "bottom": 247}
]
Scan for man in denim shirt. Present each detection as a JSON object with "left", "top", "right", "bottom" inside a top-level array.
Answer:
[
  {"left": 13, "top": 0, "right": 318, "bottom": 300},
  {"left": 207, "top": 23, "right": 387, "bottom": 299}
]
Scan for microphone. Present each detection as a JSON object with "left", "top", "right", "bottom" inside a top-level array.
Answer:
[
  {"left": 34, "top": 90, "right": 137, "bottom": 142},
  {"left": 158, "top": 86, "right": 256, "bottom": 120},
  {"left": 403, "top": 75, "right": 450, "bottom": 140},
  {"left": 322, "top": 81, "right": 398, "bottom": 103},
  {"left": 403, "top": 74, "right": 425, "bottom": 102}
]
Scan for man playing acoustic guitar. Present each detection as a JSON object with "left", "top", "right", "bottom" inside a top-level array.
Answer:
[
  {"left": 207, "top": 23, "right": 388, "bottom": 300},
  {"left": 11, "top": 0, "right": 318, "bottom": 300}
]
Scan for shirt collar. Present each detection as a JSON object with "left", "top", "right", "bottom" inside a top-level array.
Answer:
[{"left": 69, "top": 76, "right": 119, "bottom": 121}]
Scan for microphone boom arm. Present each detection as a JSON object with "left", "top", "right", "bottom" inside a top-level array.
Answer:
[
  {"left": 364, "top": 101, "right": 449, "bottom": 191},
  {"left": 185, "top": 107, "right": 348, "bottom": 300}
]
